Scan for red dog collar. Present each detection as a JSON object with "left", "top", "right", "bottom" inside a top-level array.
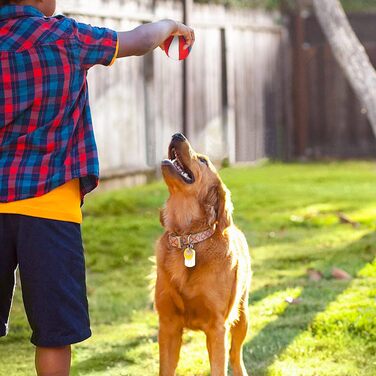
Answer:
[{"left": 168, "top": 225, "right": 216, "bottom": 249}]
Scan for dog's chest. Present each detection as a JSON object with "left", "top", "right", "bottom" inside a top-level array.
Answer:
[
  {"left": 176, "top": 279, "right": 215, "bottom": 330},
  {"left": 167, "top": 256, "right": 229, "bottom": 330}
]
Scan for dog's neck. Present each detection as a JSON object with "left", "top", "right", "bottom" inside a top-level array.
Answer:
[{"left": 163, "top": 194, "right": 209, "bottom": 235}]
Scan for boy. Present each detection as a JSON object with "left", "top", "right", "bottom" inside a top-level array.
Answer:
[{"left": 0, "top": 0, "right": 195, "bottom": 375}]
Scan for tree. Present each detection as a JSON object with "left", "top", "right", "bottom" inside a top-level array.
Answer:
[{"left": 312, "top": 0, "right": 376, "bottom": 138}]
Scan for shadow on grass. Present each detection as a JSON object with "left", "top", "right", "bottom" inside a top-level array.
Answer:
[
  {"left": 71, "top": 334, "right": 158, "bottom": 375},
  {"left": 244, "top": 231, "right": 376, "bottom": 376}
]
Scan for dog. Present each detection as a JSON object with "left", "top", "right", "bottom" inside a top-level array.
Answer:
[{"left": 155, "top": 133, "right": 251, "bottom": 376}]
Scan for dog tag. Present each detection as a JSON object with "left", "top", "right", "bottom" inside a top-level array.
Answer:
[{"left": 183, "top": 247, "right": 196, "bottom": 268}]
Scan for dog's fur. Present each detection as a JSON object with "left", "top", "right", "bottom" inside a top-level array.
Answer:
[{"left": 155, "top": 134, "right": 251, "bottom": 376}]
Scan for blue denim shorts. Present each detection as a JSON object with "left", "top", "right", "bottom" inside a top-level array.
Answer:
[{"left": 0, "top": 214, "right": 91, "bottom": 347}]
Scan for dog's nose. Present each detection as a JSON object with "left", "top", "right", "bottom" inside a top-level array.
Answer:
[{"left": 172, "top": 133, "right": 187, "bottom": 142}]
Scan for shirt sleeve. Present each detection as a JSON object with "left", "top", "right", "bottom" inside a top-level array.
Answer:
[{"left": 73, "top": 21, "right": 118, "bottom": 70}]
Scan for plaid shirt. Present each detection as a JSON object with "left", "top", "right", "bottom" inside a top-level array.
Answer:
[{"left": 0, "top": 5, "right": 117, "bottom": 203}]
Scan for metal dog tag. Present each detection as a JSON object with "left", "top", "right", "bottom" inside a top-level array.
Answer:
[{"left": 183, "top": 247, "right": 196, "bottom": 268}]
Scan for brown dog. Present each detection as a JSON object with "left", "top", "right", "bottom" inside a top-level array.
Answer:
[{"left": 155, "top": 133, "right": 251, "bottom": 376}]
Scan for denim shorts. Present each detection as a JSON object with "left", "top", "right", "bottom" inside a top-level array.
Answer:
[{"left": 0, "top": 214, "right": 91, "bottom": 347}]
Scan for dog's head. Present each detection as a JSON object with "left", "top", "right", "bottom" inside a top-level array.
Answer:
[{"left": 161, "top": 133, "right": 233, "bottom": 232}]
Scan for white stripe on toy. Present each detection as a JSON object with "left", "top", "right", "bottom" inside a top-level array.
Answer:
[
  {"left": 163, "top": 35, "right": 191, "bottom": 61},
  {"left": 168, "top": 36, "right": 180, "bottom": 60}
]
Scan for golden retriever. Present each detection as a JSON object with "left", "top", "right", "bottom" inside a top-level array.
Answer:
[{"left": 155, "top": 133, "right": 251, "bottom": 376}]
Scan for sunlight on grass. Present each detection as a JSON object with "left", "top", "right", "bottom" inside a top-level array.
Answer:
[
  {"left": 176, "top": 332, "right": 210, "bottom": 376},
  {"left": 71, "top": 311, "right": 159, "bottom": 376},
  {"left": 267, "top": 253, "right": 376, "bottom": 376},
  {"left": 350, "top": 206, "right": 376, "bottom": 226},
  {"left": 248, "top": 288, "right": 303, "bottom": 340},
  {"left": 1, "top": 162, "right": 375, "bottom": 376}
]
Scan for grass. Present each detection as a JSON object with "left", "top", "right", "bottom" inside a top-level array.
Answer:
[{"left": 1, "top": 161, "right": 376, "bottom": 375}]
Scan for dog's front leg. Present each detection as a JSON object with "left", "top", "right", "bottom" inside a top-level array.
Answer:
[
  {"left": 159, "top": 318, "right": 183, "bottom": 376},
  {"left": 206, "top": 323, "right": 230, "bottom": 376}
]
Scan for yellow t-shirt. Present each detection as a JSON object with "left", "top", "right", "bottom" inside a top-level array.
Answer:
[{"left": 0, "top": 179, "right": 82, "bottom": 223}]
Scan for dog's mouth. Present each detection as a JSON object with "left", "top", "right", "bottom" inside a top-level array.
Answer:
[{"left": 162, "top": 145, "right": 195, "bottom": 184}]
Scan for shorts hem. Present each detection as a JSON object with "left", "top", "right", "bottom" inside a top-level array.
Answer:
[
  {"left": 0, "top": 324, "right": 8, "bottom": 337},
  {"left": 31, "top": 328, "right": 92, "bottom": 347}
]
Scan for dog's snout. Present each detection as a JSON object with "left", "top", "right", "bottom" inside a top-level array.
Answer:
[{"left": 172, "top": 133, "right": 187, "bottom": 142}]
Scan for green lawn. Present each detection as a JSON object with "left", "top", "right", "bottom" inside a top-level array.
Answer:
[{"left": 1, "top": 162, "right": 376, "bottom": 376}]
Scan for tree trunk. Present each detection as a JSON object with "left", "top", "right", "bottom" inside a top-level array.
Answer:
[{"left": 312, "top": 0, "right": 376, "bottom": 138}]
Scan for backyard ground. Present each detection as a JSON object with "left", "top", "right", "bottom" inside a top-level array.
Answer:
[{"left": 0, "top": 162, "right": 375, "bottom": 376}]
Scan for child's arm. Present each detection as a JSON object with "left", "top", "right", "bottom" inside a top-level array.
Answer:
[{"left": 117, "top": 19, "right": 194, "bottom": 57}]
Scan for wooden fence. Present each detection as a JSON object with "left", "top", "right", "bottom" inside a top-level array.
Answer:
[
  {"left": 290, "top": 11, "right": 376, "bottom": 159},
  {"left": 58, "top": 0, "right": 290, "bottom": 186},
  {"left": 59, "top": 1, "right": 376, "bottom": 188}
]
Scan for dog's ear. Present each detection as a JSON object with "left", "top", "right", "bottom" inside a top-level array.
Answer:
[
  {"left": 204, "top": 182, "right": 233, "bottom": 231},
  {"left": 216, "top": 181, "right": 234, "bottom": 232},
  {"left": 204, "top": 186, "right": 218, "bottom": 227}
]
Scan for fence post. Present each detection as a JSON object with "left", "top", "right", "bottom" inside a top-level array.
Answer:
[
  {"left": 280, "top": 24, "right": 294, "bottom": 161},
  {"left": 223, "top": 26, "right": 236, "bottom": 164},
  {"left": 291, "top": 6, "right": 309, "bottom": 158},
  {"left": 144, "top": 50, "right": 156, "bottom": 167},
  {"left": 183, "top": 0, "right": 193, "bottom": 138}
]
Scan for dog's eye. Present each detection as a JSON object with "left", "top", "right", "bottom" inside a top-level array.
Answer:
[{"left": 198, "top": 157, "right": 208, "bottom": 166}]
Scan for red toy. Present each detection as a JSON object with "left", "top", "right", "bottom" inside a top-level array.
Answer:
[{"left": 163, "top": 35, "right": 191, "bottom": 61}]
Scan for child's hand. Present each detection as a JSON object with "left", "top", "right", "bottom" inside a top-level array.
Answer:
[
  {"left": 159, "top": 21, "right": 195, "bottom": 52},
  {"left": 171, "top": 22, "right": 195, "bottom": 50},
  {"left": 118, "top": 20, "right": 195, "bottom": 58}
]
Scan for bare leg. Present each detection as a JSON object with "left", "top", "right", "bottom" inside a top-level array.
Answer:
[
  {"left": 206, "top": 323, "right": 229, "bottom": 376},
  {"left": 35, "top": 345, "right": 71, "bottom": 376},
  {"left": 229, "top": 309, "right": 249, "bottom": 376},
  {"left": 159, "top": 319, "right": 183, "bottom": 376}
]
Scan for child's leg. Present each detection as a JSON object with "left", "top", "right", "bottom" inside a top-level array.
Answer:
[
  {"left": 14, "top": 215, "right": 91, "bottom": 373},
  {"left": 0, "top": 214, "right": 18, "bottom": 338},
  {"left": 35, "top": 345, "right": 71, "bottom": 376}
]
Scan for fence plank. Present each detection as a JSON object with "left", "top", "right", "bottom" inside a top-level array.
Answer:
[
  {"left": 291, "top": 13, "right": 376, "bottom": 159},
  {"left": 59, "top": 1, "right": 290, "bottom": 176}
]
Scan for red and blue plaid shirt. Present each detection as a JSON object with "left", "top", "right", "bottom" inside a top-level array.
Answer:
[{"left": 0, "top": 5, "right": 117, "bottom": 203}]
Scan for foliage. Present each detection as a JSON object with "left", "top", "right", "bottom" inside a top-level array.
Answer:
[
  {"left": 0, "top": 162, "right": 375, "bottom": 375},
  {"left": 340, "top": 0, "right": 376, "bottom": 12},
  {"left": 194, "top": 0, "right": 281, "bottom": 11},
  {"left": 193, "top": 0, "right": 376, "bottom": 12}
]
